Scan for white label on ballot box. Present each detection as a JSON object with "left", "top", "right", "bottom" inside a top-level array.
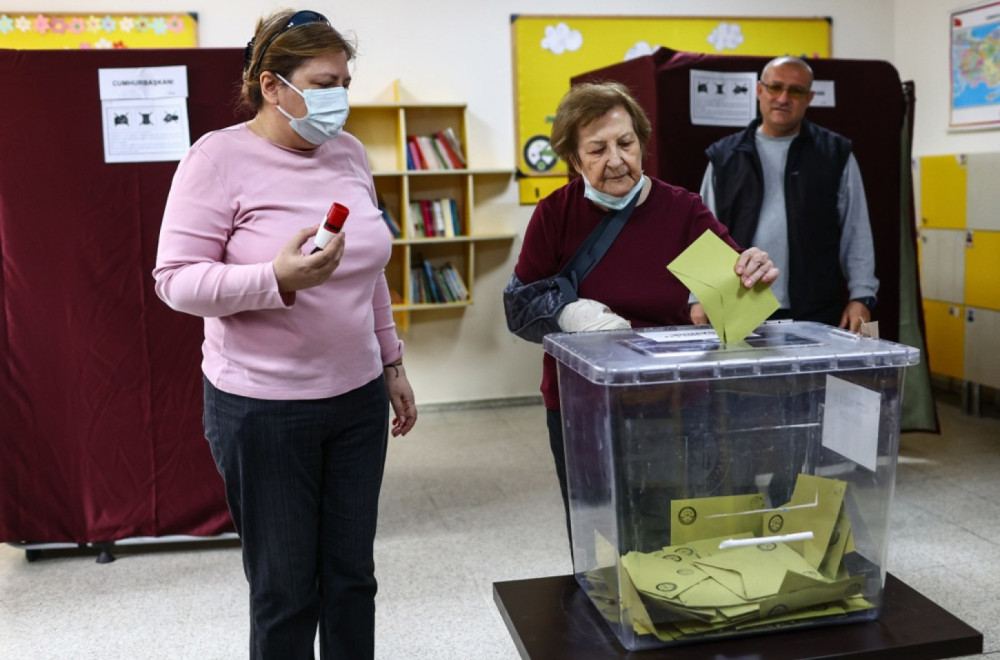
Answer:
[
  {"left": 822, "top": 375, "right": 881, "bottom": 471},
  {"left": 641, "top": 329, "right": 758, "bottom": 343}
]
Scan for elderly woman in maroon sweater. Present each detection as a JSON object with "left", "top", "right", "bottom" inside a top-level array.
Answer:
[{"left": 510, "top": 82, "right": 779, "bottom": 548}]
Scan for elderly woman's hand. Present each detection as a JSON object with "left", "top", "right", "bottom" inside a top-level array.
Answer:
[
  {"left": 735, "top": 247, "right": 779, "bottom": 289},
  {"left": 558, "top": 299, "right": 631, "bottom": 332}
]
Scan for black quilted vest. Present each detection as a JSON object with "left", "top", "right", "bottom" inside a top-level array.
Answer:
[{"left": 706, "top": 118, "right": 852, "bottom": 325}]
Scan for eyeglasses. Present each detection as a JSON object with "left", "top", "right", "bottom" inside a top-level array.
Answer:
[
  {"left": 245, "top": 10, "right": 331, "bottom": 78},
  {"left": 759, "top": 80, "right": 811, "bottom": 100}
]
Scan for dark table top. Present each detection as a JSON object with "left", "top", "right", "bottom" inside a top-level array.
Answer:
[{"left": 494, "top": 572, "right": 983, "bottom": 659}]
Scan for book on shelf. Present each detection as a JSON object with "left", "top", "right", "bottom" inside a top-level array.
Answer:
[
  {"left": 408, "top": 197, "right": 461, "bottom": 237},
  {"left": 420, "top": 259, "right": 441, "bottom": 302},
  {"left": 440, "top": 128, "right": 467, "bottom": 168},
  {"left": 432, "top": 267, "right": 455, "bottom": 302},
  {"left": 431, "top": 199, "right": 446, "bottom": 236},
  {"left": 410, "top": 266, "right": 428, "bottom": 302},
  {"left": 420, "top": 200, "right": 435, "bottom": 236},
  {"left": 428, "top": 137, "right": 453, "bottom": 170},
  {"left": 405, "top": 129, "right": 466, "bottom": 170},
  {"left": 378, "top": 198, "right": 402, "bottom": 238},
  {"left": 440, "top": 198, "right": 455, "bottom": 238},
  {"left": 442, "top": 262, "right": 469, "bottom": 300},
  {"left": 406, "top": 135, "right": 429, "bottom": 170},
  {"left": 434, "top": 129, "right": 466, "bottom": 169},
  {"left": 449, "top": 198, "right": 461, "bottom": 235},
  {"left": 416, "top": 135, "right": 444, "bottom": 170},
  {"left": 407, "top": 201, "right": 424, "bottom": 237},
  {"left": 410, "top": 256, "right": 469, "bottom": 304}
]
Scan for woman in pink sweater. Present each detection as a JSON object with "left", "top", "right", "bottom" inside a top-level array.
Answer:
[{"left": 153, "top": 10, "right": 416, "bottom": 659}]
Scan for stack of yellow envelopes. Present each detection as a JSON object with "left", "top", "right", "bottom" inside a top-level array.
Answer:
[{"left": 584, "top": 474, "right": 876, "bottom": 642}]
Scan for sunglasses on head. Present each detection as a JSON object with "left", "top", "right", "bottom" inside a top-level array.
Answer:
[{"left": 244, "top": 10, "right": 331, "bottom": 78}]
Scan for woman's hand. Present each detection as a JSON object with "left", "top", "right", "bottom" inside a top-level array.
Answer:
[
  {"left": 735, "top": 247, "right": 779, "bottom": 289},
  {"left": 385, "top": 363, "right": 417, "bottom": 437},
  {"left": 272, "top": 226, "right": 345, "bottom": 295},
  {"left": 557, "top": 299, "right": 630, "bottom": 332}
]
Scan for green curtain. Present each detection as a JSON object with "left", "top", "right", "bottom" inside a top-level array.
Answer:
[{"left": 898, "top": 82, "right": 939, "bottom": 433}]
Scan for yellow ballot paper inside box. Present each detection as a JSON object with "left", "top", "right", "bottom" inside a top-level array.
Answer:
[
  {"left": 667, "top": 229, "right": 780, "bottom": 343},
  {"left": 693, "top": 542, "right": 821, "bottom": 601},
  {"left": 764, "top": 474, "right": 848, "bottom": 570},
  {"left": 820, "top": 501, "right": 854, "bottom": 580},
  {"left": 592, "top": 531, "right": 670, "bottom": 639},
  {"left": 755, "top": 570, "right": 867, "bottom": 619},
  {"left": 670, "top": 493, "right": 767, "bottom": 546},
  {"left": 621, "top": 551, "right": 711, "bottom": 603}
]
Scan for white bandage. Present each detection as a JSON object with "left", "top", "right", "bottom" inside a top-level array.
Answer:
[{"left": 557, "top": 299, "right": 631, "bottom": 332}]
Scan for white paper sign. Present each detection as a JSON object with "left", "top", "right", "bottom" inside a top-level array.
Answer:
[
  {"left": 639, "top": 329, "right": 765, "bottom": 344},
  {"left": 809, "top": 80, "right": 836, "bottom": 108},
  {"left": 641, "top": 328, "right": 723, "bottom": 343},
  {"left": 821, "top": 375, "right": 881, "bottom": 471},
  {"left": 98, "top": 66, "right": 191, "bottom": 163},
  {"left": 689, "top": 70, "right": 757, "bottom": 127}
]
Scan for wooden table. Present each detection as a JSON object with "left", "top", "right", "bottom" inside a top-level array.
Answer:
[{"left": 494, "top": 573, "right": 983, "bottom": 659}]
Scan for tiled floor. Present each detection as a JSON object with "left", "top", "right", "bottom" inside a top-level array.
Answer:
[{"left": 0, "top": 394, "right": 997, "bottom": 659}]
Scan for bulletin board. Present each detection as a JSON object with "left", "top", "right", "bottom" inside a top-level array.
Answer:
[
  {"left": 512, "top": 15, "right": 831, "bottom": 194},
  {"left": 0, "top": 12, "right": 197, "bottom": 49}
]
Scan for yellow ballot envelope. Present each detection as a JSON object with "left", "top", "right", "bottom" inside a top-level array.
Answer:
[{"left": 667, "top": 229, "right": 780, "bottom": 343}]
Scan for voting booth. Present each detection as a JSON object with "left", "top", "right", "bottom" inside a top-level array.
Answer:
[{"left": 544, "top": 321, "right": 918, "bottom": 651}]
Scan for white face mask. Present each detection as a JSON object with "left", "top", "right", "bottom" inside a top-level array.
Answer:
[
  {"left": 582, "top": 173, "right": 645, "bottom": 210},
  {"left": 276, "top": 73, "right": 349, "bottom": 145}
]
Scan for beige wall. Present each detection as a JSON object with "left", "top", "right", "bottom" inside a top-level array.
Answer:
[
  {"left": 9, "top": 1, "right": 989, "bottom": 404},
  {"left": 893, "top": 0, "right": 1000, "bottom": 158}
]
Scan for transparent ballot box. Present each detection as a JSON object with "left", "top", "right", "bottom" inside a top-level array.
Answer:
[{"left": 543, "top": 321, "right": 919, "bottom": 651}]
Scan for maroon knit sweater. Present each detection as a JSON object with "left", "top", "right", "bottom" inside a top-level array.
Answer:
[{"left": 514, "top": 176, "right": 740, "bottom": 410}]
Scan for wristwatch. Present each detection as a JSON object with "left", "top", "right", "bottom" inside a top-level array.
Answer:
[{"left": 852, "top": 296, "right": 877, "bottom": 310}]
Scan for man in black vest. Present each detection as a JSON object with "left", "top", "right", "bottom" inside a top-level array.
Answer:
[{"left": 698, "top": 56, "right": 879, "bottom": 331}]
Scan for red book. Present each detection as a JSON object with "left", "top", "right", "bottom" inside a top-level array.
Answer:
[
  {"left": 440, "top": 127, "right": 467, "bottom": 168},
  {"left": 419, "top": 200, "right": 435, "bottom": 236},
  {"left": 407, "top": 135, "right": 428, "bottom": 170},
  {"left": 434, "top": 131, "right": 462, "bottom": 169}
]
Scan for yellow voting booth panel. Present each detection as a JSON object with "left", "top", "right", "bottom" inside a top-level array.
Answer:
[
  {"left": 964, "top": 231, "right": 1000, "bottom": 311},
  {"left": 919, "top": 155, "right": 966, "bottom": 229},
  {"left": 922, "top": 300, "right": 965, "bottom": 380}
]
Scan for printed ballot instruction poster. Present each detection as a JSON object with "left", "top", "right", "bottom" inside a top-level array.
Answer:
[
  {"left": 98, "top": 65, "right": 190, "bottom": 163},
  {"left": 689, "top": 70, "right": 758, "bottom": 127},
  {"left": 689, "top": 70, "right": 838, "bottom": 126}
]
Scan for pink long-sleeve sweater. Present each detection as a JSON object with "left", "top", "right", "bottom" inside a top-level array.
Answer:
[{"left": 153, "top": 123, "right": 402, "bottom": 401}]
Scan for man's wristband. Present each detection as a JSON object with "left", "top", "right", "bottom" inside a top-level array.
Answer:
[{"left": 852, "top": 296, "right": 877, "bottom": 310}]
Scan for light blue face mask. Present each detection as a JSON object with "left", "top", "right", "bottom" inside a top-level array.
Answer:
[
  {"left": 276, "top": 73, "right": 349, "bottom": 145},
  {"left": 582, "top": 173, "right": 645, "bottom": 210}
]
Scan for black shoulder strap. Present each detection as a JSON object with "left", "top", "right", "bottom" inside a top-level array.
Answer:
[{"left": 560, "top": 187, "right": 640, "bottom": 289}]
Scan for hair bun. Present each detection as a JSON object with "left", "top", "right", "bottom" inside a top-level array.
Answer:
[{"left": 242, "top": 37, "right": 256, "bottom": 72}]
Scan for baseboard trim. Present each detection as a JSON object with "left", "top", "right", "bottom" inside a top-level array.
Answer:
[{"left": 419, "top": 395, "right": 543, "bottom": 413}]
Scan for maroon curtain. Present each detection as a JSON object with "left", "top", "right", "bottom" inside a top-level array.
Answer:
[
  {"left": 574, "top": 49, "right": 906, "bottom": 342},
  {"left": 0, "top": 48, "right": 250, "bottom": 543}
]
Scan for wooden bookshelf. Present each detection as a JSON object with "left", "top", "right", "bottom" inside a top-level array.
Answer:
[{"left": 347, "top": 98, "right": 515, "bottom": 330}]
